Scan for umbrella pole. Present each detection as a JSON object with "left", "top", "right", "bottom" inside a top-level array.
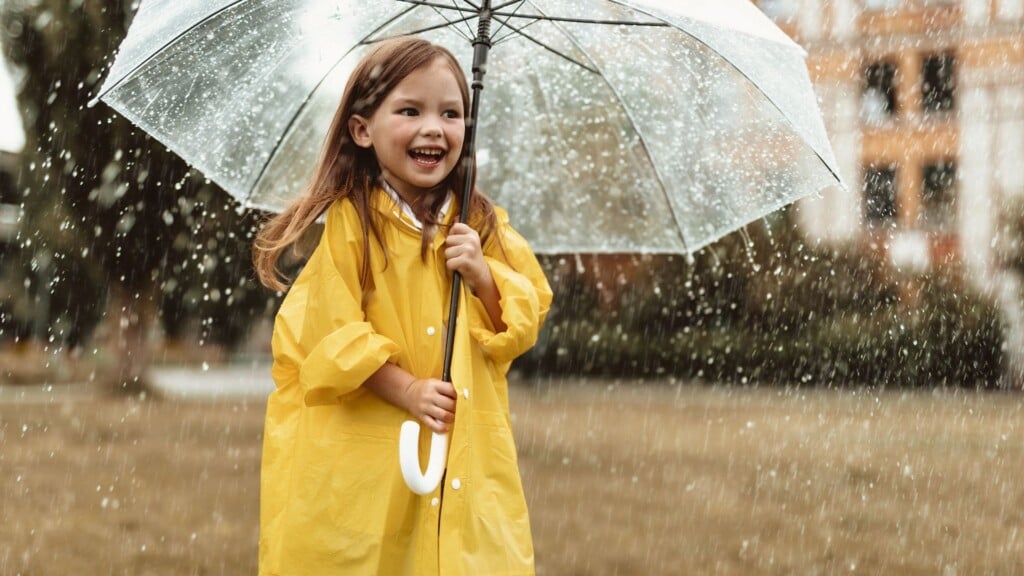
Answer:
[
  {"left": 442, "top": 1, "right": 492, "bottom": 383},
  {"left": 400, "top": 2, "right": 494, "bottom": 495}
]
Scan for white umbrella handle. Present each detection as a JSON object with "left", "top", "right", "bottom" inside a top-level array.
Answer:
[{"left": 399, "top": 420, "right": 448, "bottom": 495}]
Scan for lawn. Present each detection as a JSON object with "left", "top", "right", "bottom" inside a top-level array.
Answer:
[{"left": 1, "top": 377, "right": 1022, "bottom": 575}]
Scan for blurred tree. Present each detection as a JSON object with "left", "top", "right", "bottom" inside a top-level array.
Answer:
[
  {"left": 997, "top": 198, "right": 1024, "bottom": 388},
  {"left": 520, "top": 207, "right": 1003, "bottom": 388},
  {"left": 0, "top": 1, "right": 275, "bottom": 391}
]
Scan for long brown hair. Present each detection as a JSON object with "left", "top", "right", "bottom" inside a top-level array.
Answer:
[{"left": 253, "top": 36, "right": 497, "bottom": 291}]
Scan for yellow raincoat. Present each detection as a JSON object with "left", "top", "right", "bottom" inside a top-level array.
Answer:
[{"left": 259, "top": 188, "right": 552, "bottom": 576}]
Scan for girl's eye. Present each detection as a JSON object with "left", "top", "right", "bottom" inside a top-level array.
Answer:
[
  {"left": 443, "top": 110, "right": 461, "bottom": 119},
  {"left": 398, "top": 108, "right": 418, "bottom": 117}
]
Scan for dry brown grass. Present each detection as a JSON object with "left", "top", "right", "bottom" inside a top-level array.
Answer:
[
  {"left": 1, "top": 378, "right": 1022, "bottom": 575},
  {"left": 516, "top": 381, "right": 1024, "bottom": 575}
]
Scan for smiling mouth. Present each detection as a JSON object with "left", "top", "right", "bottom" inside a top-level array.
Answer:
[{"left": 409, "top": 148, "right": 446, "bottom": 166}]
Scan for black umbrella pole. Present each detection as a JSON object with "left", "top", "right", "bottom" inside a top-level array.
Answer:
[{"left": 442, "top": 3, "right": 492, "bottom": 383}]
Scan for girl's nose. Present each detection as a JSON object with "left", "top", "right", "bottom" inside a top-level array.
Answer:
[{"left": 420, "top": 117, "right": 443, "bottom": 137}]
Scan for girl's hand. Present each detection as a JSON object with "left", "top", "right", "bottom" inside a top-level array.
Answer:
[
  {"left": 444, "top": 223, "right": 492, "bottom": 293},
  {"left": 404, "top": 378, "right": 457, "bottom": 434},
  {"left": 444, "top": 222, "right": 507, "bottom": 332}
]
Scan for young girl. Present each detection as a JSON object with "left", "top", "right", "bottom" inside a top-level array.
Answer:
[{"left": 253, "top": 37, "right": 552, "bottom": 575}]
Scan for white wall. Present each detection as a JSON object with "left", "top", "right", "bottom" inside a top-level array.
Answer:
[
  {"left": 963, "top": 0, "right": 991, "bottom": 25},
  {"left": 830, "top": 0, "right": 859, "bottom": 41},
  {"left": 797, "top": 83, "right": 861, "bottom": 242},
  {"left": 958, "top": 85, "right": 998, "bottom": 288},
  {"left": 797, "top": 0, "right": 823, "bottom": 40},
  {"left": 995, "top": 86, "right": 1024, "bottom": 200},
  {"left": 997, "top": 0, "right": 1024, "bottom": 21}
]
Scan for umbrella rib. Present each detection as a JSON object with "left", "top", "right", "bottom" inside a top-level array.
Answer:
[
  {"left": 493, "top": 12, "right": 667, "bottom": 26},
  {"left": 492, "top": 15, "right": 540, "bottom": 46},
  {"left": 427, "top": 4, "right": 474, "bottom": 42},
  {"left": 489, "top": 1, "right": 526, "bottom": 41},
  {"left": 492, "top": 1, "right": 545, "bottom": 46},
  {"left": 395, "top": 0, "right": 478, "bottom": 13},
  {"left": 450, "top": 0, "right": 479, "bottom": 39},
  {"left": 361, "top": 14, "right": 480, "bottom": 45},
  {"left": 606, "top": 0, "right": 843, "bottom": 186},
  {"left": 489, "top": 17, "right": 599, "bottom": 74},
  {"left": 533, "top": 4, "right": 690, "bottom": 251},
  {"left": 247, "top": 5, "right": 419, "bottom": 205},
  {"left": 91, "top": 0, "right": 252, "bottom": 105}
]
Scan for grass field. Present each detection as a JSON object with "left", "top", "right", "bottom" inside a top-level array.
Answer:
[{"left": 1, "top": 378, "right": 1022, "bottom": 575}]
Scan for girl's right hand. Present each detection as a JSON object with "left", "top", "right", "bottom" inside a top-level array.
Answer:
[{"left": 404, "top": 378, "right": 457, "bottom": 434}]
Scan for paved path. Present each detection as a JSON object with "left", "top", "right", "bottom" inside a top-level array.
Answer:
[
  {"left": 0, "top": 362, "right": 275, "bottom": 403},
  {"left": 149, "top": 362, "right": 275, "bottom": 399},
  {"left": 0, "top": 381, "right": 103, "bottom": 403}
]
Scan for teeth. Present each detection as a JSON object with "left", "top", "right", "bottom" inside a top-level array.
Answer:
[{"left": 412, "top": 148, "right": 444, "bottom": 157}]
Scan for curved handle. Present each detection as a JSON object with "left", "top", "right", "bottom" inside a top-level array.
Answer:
[{"left": 399, "top": 420, "right": 449, "bottom": 495}]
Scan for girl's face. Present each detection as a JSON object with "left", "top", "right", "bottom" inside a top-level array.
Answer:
[{"left": 349, "top": 57, "right": 466, "bottom": 203}]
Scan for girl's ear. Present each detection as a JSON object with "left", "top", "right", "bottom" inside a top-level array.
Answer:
[{"left": 348, "top": 115, "right": 373, "bottom": 149}]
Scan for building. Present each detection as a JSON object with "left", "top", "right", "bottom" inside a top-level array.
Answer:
[
  {"left": 756, "top": 0, "right": 1022, "bottom": 276},
  {"left": 756, "top": 0, "right": 1024, "bottom": 383}
]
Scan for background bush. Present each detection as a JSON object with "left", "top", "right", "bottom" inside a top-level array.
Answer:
[{"left": 517, "top": 209, "right": 1004, "bottom": 388}]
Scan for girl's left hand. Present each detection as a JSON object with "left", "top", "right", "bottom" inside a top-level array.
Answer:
[{"left": 444, "top": 223, "right": 492, "bottom": 292}]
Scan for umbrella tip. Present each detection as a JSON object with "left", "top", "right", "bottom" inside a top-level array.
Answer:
[{"left": 86, "top": 96, "right": 100, "bottom": 109}]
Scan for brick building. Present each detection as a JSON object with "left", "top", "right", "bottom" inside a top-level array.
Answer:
[
  {"left": 756, "top": 0, "right": 1024, "bottom": 383},
  {"left": 756, "top": 0, "right": 1023, "bottom": 278}
]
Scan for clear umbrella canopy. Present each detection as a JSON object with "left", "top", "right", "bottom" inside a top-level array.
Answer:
[{"left": 95, "top": 0, "right": 843, "bottom": 254}]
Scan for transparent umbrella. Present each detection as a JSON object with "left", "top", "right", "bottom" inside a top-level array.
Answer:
[
  {"left": 93, "top": 0, "right": 844, "bottom": 494},
  {"left": 93, "top": 0, "right": 842, "bottom": 254}
]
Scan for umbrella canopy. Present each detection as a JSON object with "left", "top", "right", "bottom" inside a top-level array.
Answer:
[{"left": 93, "top": 0, "right": 842, "bottom": 255}]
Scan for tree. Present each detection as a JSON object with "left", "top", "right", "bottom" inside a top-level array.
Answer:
[
  {"left": 1, "top": 1, "right": 275, "bottom": 391},
  {"left": 996, "top": 198, "right": 1024, "bottom": 388}
]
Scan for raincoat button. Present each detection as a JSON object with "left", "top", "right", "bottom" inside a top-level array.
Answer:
[
  {"left": 426, "top": 326, "right": 436, "bottom": 336},
  {"left": 463, "top": 388, "right": 469, "bottom": 399},
  {"left": 451, "top": 478, "right": 461, "bottom": 490},
  {"left": 431, "top": 497, "right": 439, "bottom": 507}
]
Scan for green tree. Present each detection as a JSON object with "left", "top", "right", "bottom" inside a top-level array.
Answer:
[{"left": 1, "top": 1, "right": 275, "bottom": 391}]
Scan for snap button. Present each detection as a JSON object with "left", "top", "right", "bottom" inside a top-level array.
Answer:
[
  {"left": 431, "top": 497, "right": 439, "bottom": 507},
  {"left": 463, "top": 388, "right": 470, "bottom": 399},
  {"left": 451, "top": 478, "right": 461, "bottom": 490},
  {"left": 426, "top": 326, "right": 436, "bottom": 336}
]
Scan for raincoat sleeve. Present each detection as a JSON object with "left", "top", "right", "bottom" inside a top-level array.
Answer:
[
  {"left": 279, "top": 200, "right": 401, "bottom": 406},
  {"left": 466, "top": 207, "right": 553, "bottom": 365}
]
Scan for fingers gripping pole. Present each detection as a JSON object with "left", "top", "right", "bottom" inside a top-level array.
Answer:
[{"left": 399, "top": 422, "right": 449, "bottom": 495}]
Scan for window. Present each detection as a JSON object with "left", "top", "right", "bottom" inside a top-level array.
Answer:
[
  {"left": 921, "top": 161, "right": 956, "bottom": 229},
  {"left": 0, "top": 171, "right": 18, "bottom": 244},
  {"left": 0, "top": 171, "right": 14, "bottom": 204},
  {"left": 922, "top": 53, "right": 956, "bottom": 114},
  {"left": 863, "top": 60, "right": 898, "bottom": 123},
  {"left": 864, "top": 165, "right": 898, "bottom": 224}
]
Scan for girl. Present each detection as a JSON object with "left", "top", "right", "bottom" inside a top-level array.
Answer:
[{"left": 253, "top": 37, "right": 552, "bottom": 575}]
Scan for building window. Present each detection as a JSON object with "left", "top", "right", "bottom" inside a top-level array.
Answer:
[
  {"left": 862, "top": 60, "right": 898, "bottom": 123},
  {"left": 922, "top": 53, "right": 956, "bottom": 114},
  {"left": 0, "top": 171, "right": 14, "bottom": 204},
  {"left": 864, "top": 165, "right": 898, "bottom": 224},
  {"left": 921, "top": 161, "right": 956, "bottom": 229}
]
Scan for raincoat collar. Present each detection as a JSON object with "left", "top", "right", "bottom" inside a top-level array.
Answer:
[{"left": 379, "top": 178, "right": 453, "bottom": 233}]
